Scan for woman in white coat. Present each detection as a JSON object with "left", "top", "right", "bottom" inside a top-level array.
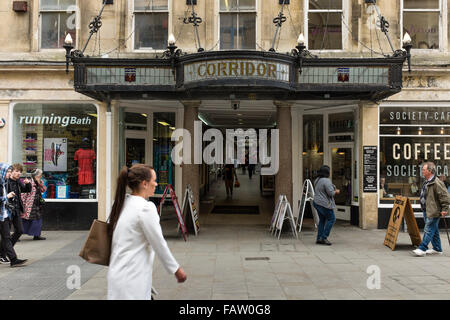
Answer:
[{"left": 107, "top": 164, "right": 186, "bottom": 300}]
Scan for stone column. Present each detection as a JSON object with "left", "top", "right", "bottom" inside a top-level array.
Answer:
[
  {"left": 181, "top": 101, "right": 201, "bottom": 216},
  {"left": 274, "top": 101, "right": 293, "bottom": 205},
  {"left": 358, "top": 101, "right": 379, "bottom": 229},
  {"left": 97, "top": 101, "right": 108, "bottom": 222}
]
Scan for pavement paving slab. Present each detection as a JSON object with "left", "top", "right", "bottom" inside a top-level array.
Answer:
[{"left": 0, "top": 222, "right": 449, "bottom": 300}]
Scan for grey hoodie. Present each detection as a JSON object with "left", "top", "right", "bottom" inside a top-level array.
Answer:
[{"left": 313, "top": 177, "right": 337, "bottom": 209}]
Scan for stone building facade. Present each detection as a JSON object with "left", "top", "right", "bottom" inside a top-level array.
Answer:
[{"left": 0, "top": 0, "right": 448, "bottom": 230}]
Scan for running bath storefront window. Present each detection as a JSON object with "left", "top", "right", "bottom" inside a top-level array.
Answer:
[
  {"left": 379, "top": 104, "right": 450, "bottom": 206},
  {"left": 11, "top": 103, "right": 98, "bottom": 200}
]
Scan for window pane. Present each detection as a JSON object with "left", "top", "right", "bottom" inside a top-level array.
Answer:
[
  {"left": 41, "top": 13, "right": 59, "bottom": 48},
  {"left": 134, "top": 0, "right": 168, "bottom": 11},
  {"left": 303, "top": 115, "right": 323, "bottom": 181},
  {"left": 220, "top": 0, "right": 238, "bottom": 11},
  {"left": 220, "top": 14, "right": 237, "bottom": 49},
  {"left": 308, "top": 12, "right": 342, "bottom": 50},
  {"left": 403, "top": 12, "right": 439, "bottom": 49},
  {"left": 59, "top": 12, "right": 76, "bottom": 47},
  {"left": 135, "top": 13, "right": 168, "bottom": 49},
  {"left": 404, "top": 0, "right": 439, "bottom": 9},
  {"left": 125, "top": 112, "right": 147, "bottom": 131},
  {"left": 239, "top": 13, "right": 256, "bottom": 49},
  {"left": 41, "top": 0, "right": 76, "bottom": 10},
  {"left": 41, "top": 12, "right": 76, "bottom": 49},
  {"left": 153, "top": 113, "right": 175, "bottom": 194},
  {"left": 309, "top": 0, "right": 342, "bottom": 10},
  {"left": 12, "top": 103, "right": 98, "bottom": 199},
  {"left": 238, "top": 0, "right": 256, "bottom": 10}
]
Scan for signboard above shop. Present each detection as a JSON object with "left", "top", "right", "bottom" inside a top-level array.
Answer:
[{"left": 72, "top": 50, "right": 406, "bottom": 101}]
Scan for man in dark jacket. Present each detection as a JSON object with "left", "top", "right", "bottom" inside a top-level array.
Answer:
[
  {"left": 0, "top": 163, "right": 27, "bottom": 267},
  {"left": 413, "top": 162, "right": 450, "bottom": 256},
  {"left": 1, "top": 164, "right": 31, "bottom": 258}
]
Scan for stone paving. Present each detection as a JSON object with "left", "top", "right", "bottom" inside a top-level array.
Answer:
[{"left": 1, "top": 221, "right": 449, "bottom": 300}]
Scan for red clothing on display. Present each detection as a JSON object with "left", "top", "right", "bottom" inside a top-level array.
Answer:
[{"left": 74, "top": 148, "right": 96, "bottom": 185}]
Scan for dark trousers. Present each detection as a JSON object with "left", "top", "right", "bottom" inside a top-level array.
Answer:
[
  {"left": 10, "top": 210, "right": 24, "bottom": 246},
  {"left": 0, "top": 211, "right": 23, "bottom": 258},
  {"left": 0, "top": 218, "right": 17, "bottom": 261}
]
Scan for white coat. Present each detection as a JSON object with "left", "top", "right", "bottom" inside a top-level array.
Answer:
[{"left": 107, "top": 194, "right": 180, "bottom": 300}]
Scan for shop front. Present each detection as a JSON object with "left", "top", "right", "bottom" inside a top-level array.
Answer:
[
  {"left": 9, "top": 102, "right": 99, "bottom": 229},
  {"left": 378, "top": 102, "right": 450, "bottom": 228},
  {"left": 69, "top": 49, "right": 407, "bottom": 227}
]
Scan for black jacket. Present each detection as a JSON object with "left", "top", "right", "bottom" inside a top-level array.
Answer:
[{"left": 6, "top": 178, "right": 31, "bottom": 214}]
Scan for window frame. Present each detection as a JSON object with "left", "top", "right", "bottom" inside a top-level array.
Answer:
[
  {"left": 39, "top": 0, "right": 78, "bottom": 51},
  {"left": 132, "top": 0, "right": 171, "bottom": 52},
  {"left": 400, "top": 0, "right": 447, "bottom": 52},
  {"left": 218, "top": 0, "right": 257, "bottom": 50},
  {"left": 378, "top": 102, "right": 450, "bottom": 211},
  {"left": 8, "top": 101, "right": 100, "bottom": 202},
  {"left": 304, "top": 0, "right": 349, "bottom": 52}
]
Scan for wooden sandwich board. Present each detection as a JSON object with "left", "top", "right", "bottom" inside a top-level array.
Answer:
[
  {"left": 181, "top": 184, "right": 200, "bottom": 236},
  {"left": 158, "top": 184, "right": 188, "bottom": 241},
  {"left": 384, "top": 196, "right": 422, "bottom": 250}
]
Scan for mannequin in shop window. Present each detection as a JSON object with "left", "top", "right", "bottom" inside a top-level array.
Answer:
[{"left": 74, "top": 138, "right": 96, "bottom": 198}]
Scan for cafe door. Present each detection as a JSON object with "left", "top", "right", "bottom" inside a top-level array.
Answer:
[{"left": 329, "top": 143, "right": 353, "bottom": 221}]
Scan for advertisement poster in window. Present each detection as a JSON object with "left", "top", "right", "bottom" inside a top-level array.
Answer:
[{"left": 43, "top": 138, "right": 67, "bottom": 172}]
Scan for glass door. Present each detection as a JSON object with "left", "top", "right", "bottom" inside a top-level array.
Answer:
[
  {"left": 329, "top": 143, "right": 353, "bottom": 221},
  {"left": 126, "top": 132, "right": 147, "bottom": 167}
]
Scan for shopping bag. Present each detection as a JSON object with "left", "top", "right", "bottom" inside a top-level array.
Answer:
[{"left": 79, "top": 219, "right": 112, "bottom": 266}]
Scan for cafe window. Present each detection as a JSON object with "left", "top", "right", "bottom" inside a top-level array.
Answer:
[
  {"left": 219, "top": 0, "right": 256, "bottom": 50},
  {"left": 379, "top": 105, "right": 450, "bottom": 205},
  {"left": 402, "top": 0, "right": 443, "bottom": 49},
  {"left": 303, "top": 114, "right": 323, "bottom": 181},
  {"left": 134, "top": 0, "right": 169, "bottom": 50},
  {"left": 40, "top": 0, "right": 77, "bottom": 49},
  {"left": 12, "top": 103, "right": 98, "bottom": 200},
  {"left": 306, "top": 0, "right": 344, "bottom": 50}
]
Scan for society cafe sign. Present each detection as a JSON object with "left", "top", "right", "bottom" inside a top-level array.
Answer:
[{"left": 184, "top": 59, "right": 290, "bottom": 82}]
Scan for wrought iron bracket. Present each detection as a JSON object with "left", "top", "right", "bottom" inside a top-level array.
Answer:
[
  {"left": 183, "top": 5, "right": 204, "bottom": 52},
  {"left": 291, "top": 45, "right": 317, "bottom": 74}
]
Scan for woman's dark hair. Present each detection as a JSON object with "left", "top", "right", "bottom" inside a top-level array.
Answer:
[
  {"left": 108, "top": 164, "right": 154, "bottom": 236},
  {"left": 317, "top": 165, "right": 330, "bottom": 178}
]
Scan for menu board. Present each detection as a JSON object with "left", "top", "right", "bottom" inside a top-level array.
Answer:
[{"left": 363, "top": 146, "right": 377, "bottom": 192}]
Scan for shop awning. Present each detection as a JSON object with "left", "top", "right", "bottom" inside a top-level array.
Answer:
[{"left": 72, "top": 50, "right": 406, "bottom": 102}]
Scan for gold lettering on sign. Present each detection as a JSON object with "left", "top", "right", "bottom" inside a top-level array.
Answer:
[
  {"left": 193, "top": 60, "right": 279, "bottom": 79},
  {"left": 257, "top": 63, "right": 266, "bottom": 76},
  {"left": 198, "top": 63, "right": 206, "bottom": 77},
  {"left": 219, "top": 63, "right": 227, "bottom": 76},
  {"left": 229, "top": 62, "right": 238, "bottom": 76},
  {"left": 246, "top": 62, "right": 255, "bottom": 76}
]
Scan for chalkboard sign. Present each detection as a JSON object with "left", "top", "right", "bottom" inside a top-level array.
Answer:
[{"left": 363, "top": 146, "right": 377, "bottom": 192}]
